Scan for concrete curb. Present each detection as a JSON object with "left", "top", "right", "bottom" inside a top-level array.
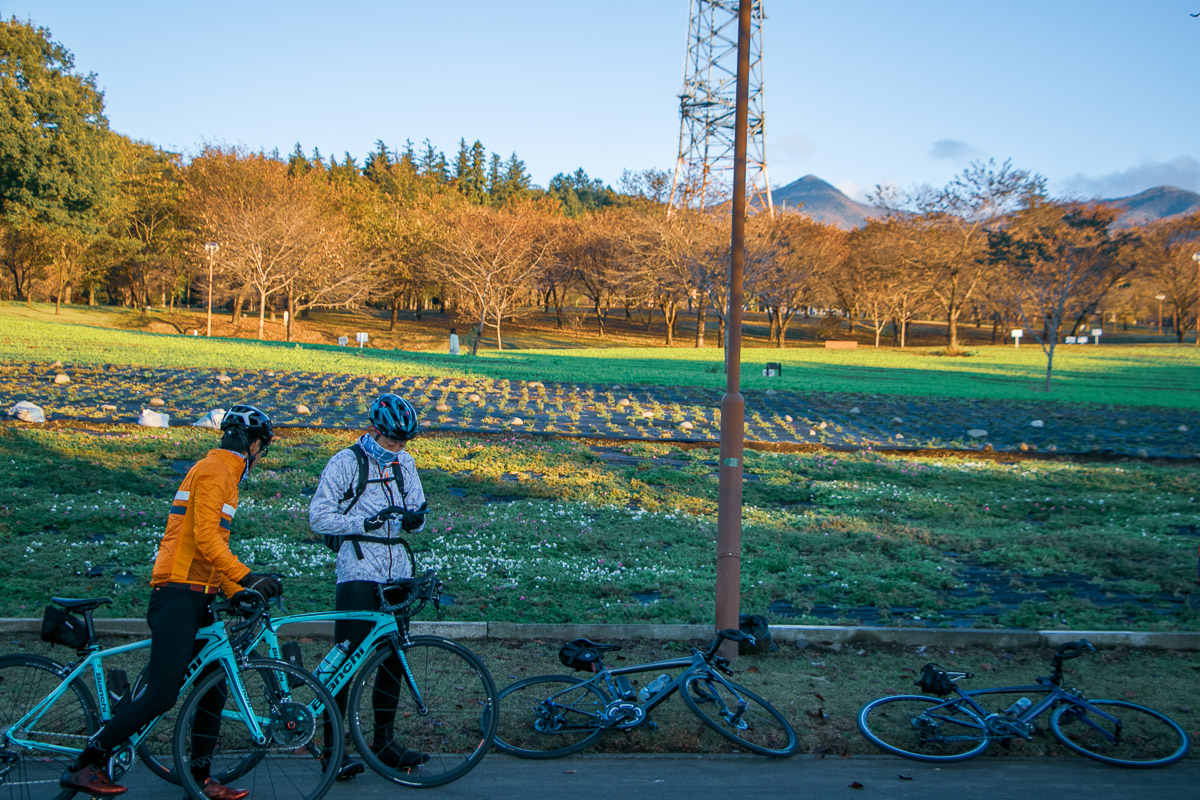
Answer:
[{"left": 3, "top": 618, "right": 1197, "bottom": 651}]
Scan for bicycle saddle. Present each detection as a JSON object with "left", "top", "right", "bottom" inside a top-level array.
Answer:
[
  {"left": 572, "top": 639, "right": 622, "bottom": 652},
  {"left": 51, "top": 597, "right": 113, "bottom": 612}
]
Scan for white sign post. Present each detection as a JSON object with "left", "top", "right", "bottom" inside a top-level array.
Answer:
[
  {"left": 356, "top": 332, "right": 368, "bottom": 349},
  {"left": 1091, "top": 328, "right": 1102, "bottom": 345},
  {"left": 1010, "top": 329, "right": 1023, "bottom": 348},
  {"left": 337, "top": 336, "right": 348, "bottom": 347}
]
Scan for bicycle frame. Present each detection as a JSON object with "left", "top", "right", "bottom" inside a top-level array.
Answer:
[
  {"left": 548, "top": 649, "right": 728, "bottom": 726},
  {"left": 8, "top": 619, "right": 269, "bottom": 761},
  {"left": 935, "top": 681, "right": 1128, "bottom": 745}
]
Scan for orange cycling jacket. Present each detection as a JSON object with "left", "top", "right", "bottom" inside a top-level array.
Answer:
[{"left": 151, "top": 448, "right": 252, "bottom": 596}]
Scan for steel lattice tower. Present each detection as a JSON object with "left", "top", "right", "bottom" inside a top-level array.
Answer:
[{"left": 668, "top": 0, "right": 771, "bottom": 216}]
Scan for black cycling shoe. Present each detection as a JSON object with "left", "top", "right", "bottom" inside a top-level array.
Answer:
[
  {"left": 336, "top": 758, "right": 365, "bottom": 780},
  {"left": 373, "top": 742, "right": 430, "bottom": 769}
]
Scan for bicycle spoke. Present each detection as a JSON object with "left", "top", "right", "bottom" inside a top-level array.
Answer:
[
  {"left": 1050, "top": 700, "right": 1190, "bottom": 767},
  {"left": 493, "top": 674, "right": 608, "bottom": 759},
  {"left": 857, "top": 695, "right": 989, "bottom": 762}
]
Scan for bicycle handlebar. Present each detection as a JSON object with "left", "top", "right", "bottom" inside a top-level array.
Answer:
[
  {"left": 700, "top": 628, "right": 754, "bottom": 660},
  {"left": 376, "top": 569, "right": 442, "bottom": 618}
]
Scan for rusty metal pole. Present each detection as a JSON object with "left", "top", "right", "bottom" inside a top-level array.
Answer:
[{"left": 715, "top": 0, "right": 753, "bottom": 661}]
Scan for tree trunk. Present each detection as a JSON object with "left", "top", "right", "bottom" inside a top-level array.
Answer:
[
  {"left": 695, "top": 294, "right": 706, "bottom": 348},
  {"left": 470, "top": 301, "right": 486, "bottom": 356},
  {"left": 948, "top": 308, "right": 960, "bottom": 350},
  {"left": 551, "top": 285, "right": 564, "bottom": 329},
  {"left": 778, "top": 315, "right": 793, "bottom": 349},
  {"left": 389, "top": 294, "right": 400, "bottom": 331},
  {"left": 88, "top": 285, "right": 96, "bottom": 306},
  {"left": 286, "top": 284, "right": 296, "bottom": 343},
  {"left": 257, "top": 289, "right": 267, "bottom": 339},
  {"left": 661, "top": 299, "right": 678, "bottom": 346},
  {"left": 231, "top": 292, "right": 245, "bottom": 327},
  {"left": 593, "top": 300, "right": 605, "bottom": 338}
]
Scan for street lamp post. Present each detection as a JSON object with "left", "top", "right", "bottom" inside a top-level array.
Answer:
[
  {"left": 1155, "top": 294, "right": 1166, "bottom": 336},
  {"left": 204, "top": 242, "right": 219, "bottom": 337},
  {"left": 1193, "top": 253, "right": 1200, "bottom": 346}
]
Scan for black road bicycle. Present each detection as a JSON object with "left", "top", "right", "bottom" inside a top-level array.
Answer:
[
  {"left": 493, "top": 629, "right": 797, "bottom": 758},
  {"left": 857, "top": 639, "right": 1190, "bottom": 768}
]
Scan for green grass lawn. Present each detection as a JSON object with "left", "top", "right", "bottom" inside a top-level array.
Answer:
[
  {"left": 1, "top": 424, "right": 1195, "bottom": 631},
  {"left": 4, "top": 305, "right": 1198, "bottom": 409}
]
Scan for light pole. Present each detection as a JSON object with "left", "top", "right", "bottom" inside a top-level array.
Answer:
[
  {"left": 1155, "top": 294, "right": 1166, "bottom": 336},
  {"left": 1193, "top": 253, "right": 1200, "bottom": 346},
  {"left": 204, "top": 242, "right": 219, "bottom": 337}
]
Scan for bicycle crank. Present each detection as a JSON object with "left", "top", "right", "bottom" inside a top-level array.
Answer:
[
  {"left": 605, "top": 700, "right": 646, "bottom": 730},
  {"left": 269, "top": 701, "right": 317, "bottom": 748}
]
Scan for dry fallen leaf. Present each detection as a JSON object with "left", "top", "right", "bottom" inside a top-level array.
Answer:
[
  {"left": 849, "top": 781, "right": 864, "bottom": 789},
  {"left": 899, "top": 774, "right": 913, "bottom": 781}
]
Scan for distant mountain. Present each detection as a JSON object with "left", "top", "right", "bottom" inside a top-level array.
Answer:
[
  {"left": 1100, "top": 186, "right": 1200, "bottom": 227},
  {"left": 770, "top": 175, "right": 881, "bottom": 229}
]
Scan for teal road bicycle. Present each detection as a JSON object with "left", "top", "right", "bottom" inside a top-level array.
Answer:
[
  {"left": 857, "top": 639, "right": 1190, "bottom": 768},
  {"left": 0, "top": 591, "right": 344, "bottom": 800},
  {"left": 136, "top": 569, "right": 498, "bottom": 789}
]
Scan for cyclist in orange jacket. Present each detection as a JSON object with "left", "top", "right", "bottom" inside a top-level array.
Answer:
[{"left": 60, "top": 405, "right": 282, "bottom": 799}]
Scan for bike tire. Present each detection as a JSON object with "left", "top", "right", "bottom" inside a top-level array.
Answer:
[
  {"left": 132, "top": 660, "right": 260, "bottom": 786},
  {"left": 1049, "top": 699, "right": 1190, "bottom": 768},
  {"left": 857, "top": 694, "right": 990, "bottom": 762},
  {"left": 347, "top": 636, "right": 497, "bottom": 787},
  {"left": 492, "top": 674, "right": 609, "bottom": 759},
  {"left": 680, "top": 674, "right": 798, "bottom": 757},
  {"left": 0, "top": 653, "right": 100, "bottom": 800},
  {"left": 172, "top": 658, "right": 343, "bottom": 800}
]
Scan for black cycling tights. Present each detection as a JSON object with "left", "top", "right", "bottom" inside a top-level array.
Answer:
[
  {"left": 80, "top": 587, "right": 224, "bottom": 780},
  {"left": 333, "top": 580, "right": 402, "bottom": 750}
]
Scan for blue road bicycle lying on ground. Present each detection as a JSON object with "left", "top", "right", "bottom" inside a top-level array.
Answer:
[
  {"left": 857, "top": 639, "right": 1190, "bottom": 768},
  {"left": 0, "top": 590, "right": 343, "bottom": 800},
  {"left": 493, "top": 628, "right": 797, "bottom": 758}
]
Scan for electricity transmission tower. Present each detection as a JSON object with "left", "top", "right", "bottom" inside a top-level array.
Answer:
[{"left": 668, "top": 0, "right": 772, "bottom": 216}]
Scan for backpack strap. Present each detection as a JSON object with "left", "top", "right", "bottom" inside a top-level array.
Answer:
[{"left": 339, "top": 443, "right": 371, "bottom": 514}]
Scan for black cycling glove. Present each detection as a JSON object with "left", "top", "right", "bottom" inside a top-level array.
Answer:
[
  {"left": 400, "top": 502, "right": 428, "bottom": 532},
  {"left": 241, "top": 573, "right": 283, "bottom": 600},
  {"left": 364, "top": 505, "right": 406, "bottom": 532}
]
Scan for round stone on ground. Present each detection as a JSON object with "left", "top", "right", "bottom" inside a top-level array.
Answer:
[
  {"left": 1179, "top": 425, "right": 1189, "bottom": 433},
  {"left": 783, "top": 415, "right": 793, "bottom": 423},
  {"left": 967, "top": 428, "right": 988, "bottom": 438},
  {"left": 509, "top": 417, "right": 524, "bottom": 426},
  {"left": 641, "top": 410, "right": 654, "bottom": 418},
  {"left": 618, "top": 398, "right": 631, "bottom": 407},
  {"left": 1030, "top": 419, "right": 1044, "bottom": 428},
  {"left": 53, "top": 373, "right": 70, "bottom": 385},
  {"left": 679, "top": 421, "right": 694, "bottom": 431},
  {"left": 149, "top": 398, "right": 166, "bottom": 406},
  {"left": 891, "top": 416, "right": 903, "bottom": 425},
  {"left": 100, "top": 404, "right": 117, "bottom": 412},
  {"left": 295, "top": 404, "right": 311, "bottom": 415},
  {"left": 215, "top": 374, "right": 232, "bottom": 384},
  {"left": 7, "top": 401, "right": 46, "bottom": 423},
  {"left": 468, "top": 393, "right": 481, "bottom": 403},
  {"left": 49, "top": 360, "right": 63, "bottom": 368},
  {"left": 436, "top": 403, "right": 450, "bottom": 412},
  {"left": 848, "top": 407, "right": 860, "bottom": 414},
  {"left": 1137, "top": 448, "right": 1149, "bottom": 458}
]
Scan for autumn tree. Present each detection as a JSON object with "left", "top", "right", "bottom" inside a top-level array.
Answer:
[
  {"left": 875, "top": 159, "right": 1044, "bottom": 351},
  {"left": 431, "top": 198, "right": 558, "bottom": 352},
  {"left": 760, "top": 214, "right": 846, "bottom": 347},
  {"left": 1139, "top": 213, "right": 1199, "bottom": 343},
  {"left": 986, "top": 199, "right": 1135, "bottom": 390}
]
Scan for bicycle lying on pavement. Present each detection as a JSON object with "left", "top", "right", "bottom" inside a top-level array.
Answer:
[
  {"left": 0, "top": 590, "right": 343, "bottom": 800},
  {"left": 493, "top": 628, "right": 797, "bottom": 758},
  {"left": 857, "top": 639, "right": 1190, "bottom": 768},
  {"left": 135, "top": 569, "right": 497, "bottom": 789}
]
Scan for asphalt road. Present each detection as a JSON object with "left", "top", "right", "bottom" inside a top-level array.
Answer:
[{"left": 112, "top": 754, "right": 1200, "bottom": 800}]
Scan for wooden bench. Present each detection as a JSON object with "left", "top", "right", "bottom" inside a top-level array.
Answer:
[{"left": 824, "top": 340, "right": 858, "bottom": 349}]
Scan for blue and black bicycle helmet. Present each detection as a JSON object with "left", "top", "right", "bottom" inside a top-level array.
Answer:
[
  {"left": 369, "top": 394, "right": 419, "bottom": 442},
  {"left": 221, "top": 404, "right": 274, "bottom": 449}
]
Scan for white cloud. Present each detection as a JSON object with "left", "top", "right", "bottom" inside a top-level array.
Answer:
[
  {"left": 1058, "top": 157, "right": 1200, "bottom": 199},
  {"left": 771, "top": 132, "right": 816, "bottom": 161},
  {"left": 929, "top": 138, "right": 980, "bottom": 161},
  {"left": 834, "top": 180, "right": 869, "bottom": 203}
]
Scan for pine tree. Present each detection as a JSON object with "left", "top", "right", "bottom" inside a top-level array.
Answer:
[{"left": 287, "top": 143, "right": 311, "bottom": 176}]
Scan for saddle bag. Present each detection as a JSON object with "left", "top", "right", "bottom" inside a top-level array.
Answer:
[
  {"left": 559, "top": 639, "right": 600, "bottom": 672},
  {"left": 916, "top": 663, "right": 955, "bottom": 696},
  {"left": 41, "top": 606, "right": 89, "bottom": 650}
]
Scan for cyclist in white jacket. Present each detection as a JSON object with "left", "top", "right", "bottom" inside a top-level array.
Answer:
[{"left": 309, "top": 394, "right": 428, "bottom": 777}]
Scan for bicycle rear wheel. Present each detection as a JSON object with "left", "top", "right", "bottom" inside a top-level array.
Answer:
[
  {"left": 347, "top": 636, "right": 497, "bottom": 787},
  {"left": 857, "top": 694, "right": 989, "bottom": 762},
  {"left": 492, "top": 675, "right": 608, "bottom": 759},
  {"left": 680, "top": 674, "right": 797, "bottom": 757},
  {"left": 0, "top": 653, "right": 99, "bottom": 800},
  {"left": 1050, "top": 700, "right": 1190, "bottom": 767},
  {"left": 173, "top": 658, "right": 342, "bottom": 800}
]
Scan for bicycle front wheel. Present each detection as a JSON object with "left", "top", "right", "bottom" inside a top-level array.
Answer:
[
  {"left": 680, "top": 674, "right": 797, "bottom": 757},
  {"left": 1050, "top": 699, "right": 1190, "bottom": 767},
  {"left": 857, "top": 694, "right": 989, "bottom": 762},
  {"left": 0, "top": 653, "right": 99, "bottom": 800},
  {"left": 347, "top": 636, "right": 497, "bottom": 788},
  {"left": 173, "top": 658, "right": 342, "bottom": 800},
  {"left": 492, "top": 675, "right": 609, "bottom": 759}
]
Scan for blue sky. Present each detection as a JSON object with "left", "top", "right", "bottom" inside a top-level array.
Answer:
[{"left": 12, "top": 1, "right": 1200, "bottom": 200}]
